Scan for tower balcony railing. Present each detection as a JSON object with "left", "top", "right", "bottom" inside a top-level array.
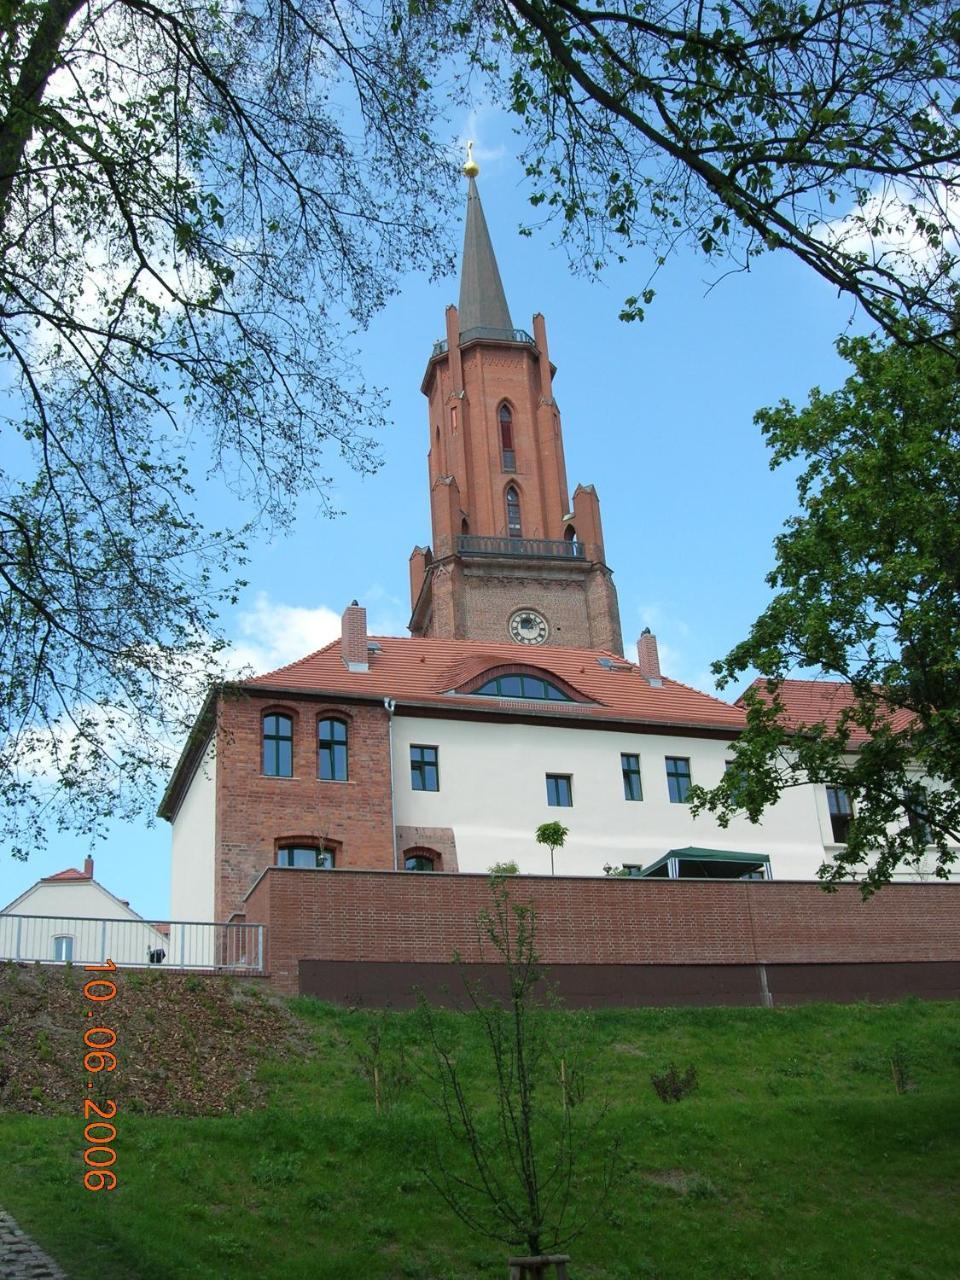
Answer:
[
  {"left": 431, "top": 327, "right": 535, "bottom": 358},
  {"left": 458, "top": 535, "right": 585, "bottom": 560}
]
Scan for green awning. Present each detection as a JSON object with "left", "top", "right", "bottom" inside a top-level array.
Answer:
[{"left": 623, "top": 847, "right": 772, "bottom": 880}]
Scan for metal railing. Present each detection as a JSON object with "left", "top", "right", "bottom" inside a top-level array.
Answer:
[
  {"left": 458, "top": 535, "right": 585, "bottom": 560},
  {"left": 431, "top": 327, "right": 535, "bottom": 358},
  {"left": 0, "top": 914, "right": 265, "bottom": 972}
]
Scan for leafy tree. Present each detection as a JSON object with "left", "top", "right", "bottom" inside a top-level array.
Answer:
[
  {"left": 0, "top": 0, "right": 455, "bottom": 856},
  {"left": 689, "top": 335, "right": 960, "bottom": 892},
  {"left": 536, "top": 821, "right": 568, "bottom": 875},
  {"left": 417, "top": 881, "right": 617, "bottom": 1259},
  {"left": 426, "top": 0, "right": 960, "bottom": 344}
]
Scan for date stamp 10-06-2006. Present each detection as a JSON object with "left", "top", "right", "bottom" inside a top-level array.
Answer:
[{"left": 80, "top": 958, "right": 119, "bottom": 1192}]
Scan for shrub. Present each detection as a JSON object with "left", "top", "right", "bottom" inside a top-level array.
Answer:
[
  {"left": 890, "top": 1042, "right": 913, "bottom": 1094},
  {"left": 650, "top": 1063, "right": 699, "bottom": 1103},
  {"left": 488, "top": 860, "right": 519, "bottom": 876}
]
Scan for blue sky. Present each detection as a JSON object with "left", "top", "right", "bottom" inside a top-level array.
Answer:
[{"left": 2, "top": 112, "right": 864, "bottom": 919}]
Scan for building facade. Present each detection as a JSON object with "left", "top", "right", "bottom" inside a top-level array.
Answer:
[{"left": 161, "top": 164, "right": 955, "bottom": 926}]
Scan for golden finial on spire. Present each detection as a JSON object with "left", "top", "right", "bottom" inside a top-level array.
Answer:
[{"left": 463, "top": 140, "right": 480, "bottom": 178}]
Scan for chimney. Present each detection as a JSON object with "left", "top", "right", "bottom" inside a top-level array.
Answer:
[
  {"left": 83, "top": 855, "right": 94, "bottom": 879},
  {"left": 341, "top": 601, "right": 369, "bottom": 672},
  {"left": 637, "top": 628, "right": 662, "bottom": 685}
]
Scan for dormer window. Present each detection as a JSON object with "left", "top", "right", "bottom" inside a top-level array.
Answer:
[
  {"left": 505, "top": 485, "right": 522, "bottom": 538},
  {"left": 473, "top": 673, "right": 572, "bottom": 701},
  {"left": 499, "top": 404, "right": 516, "bottom": 472}
]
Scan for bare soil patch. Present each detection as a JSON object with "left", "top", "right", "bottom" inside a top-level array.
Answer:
[{"left": 0, "top": 962, "right": 313, "bottom": 1115}]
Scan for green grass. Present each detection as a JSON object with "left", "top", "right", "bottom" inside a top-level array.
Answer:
[{"left": 2, "top": 998, "right": 959, "bottom": 1278}]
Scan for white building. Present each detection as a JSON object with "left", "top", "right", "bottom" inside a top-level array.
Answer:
[{"left": 0, "top": 857, "right": 170, "bottom": 966}]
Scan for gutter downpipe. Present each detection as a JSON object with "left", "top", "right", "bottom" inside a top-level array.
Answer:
[{"left": 384, "top": 697, "right": 398, "bottom": 870}]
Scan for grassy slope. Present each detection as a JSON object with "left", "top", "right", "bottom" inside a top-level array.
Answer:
[{"left": 1, "top": 993, "right": 958, "bottom": 1279}]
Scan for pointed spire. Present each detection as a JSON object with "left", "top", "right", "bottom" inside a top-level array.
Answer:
[{"left": 458, "top": 166, "right": 513, "bottom": 336}]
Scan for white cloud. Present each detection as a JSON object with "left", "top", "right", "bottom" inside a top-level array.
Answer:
[
  {"left": 457, "top": 104, "right": 508, "bottom": 170},
  {"left": 814, "top": 174, "right": 960, "bottom": 283},
  {"left": 227, "top": 588, "right": 408, "bottom": 677},
  {"left": 228, "top": 594, "right": 342, "bottom": 675}
]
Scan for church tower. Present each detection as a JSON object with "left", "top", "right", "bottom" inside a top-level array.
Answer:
[{"left": 408, "top": 152, "right": 623, "bottom": 655}]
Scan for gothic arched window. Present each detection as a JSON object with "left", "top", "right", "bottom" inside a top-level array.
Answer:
[
  {"left": 499, "top": 404, "right": 516, "bottom": 472},
  {"left": 505, "top": 485, "right": 522, "bottom": 538}
]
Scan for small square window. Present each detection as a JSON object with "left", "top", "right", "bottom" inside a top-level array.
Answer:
[
  {"left": 665, "top": 757, "right": 692, "bottom": 803},
  {"left": 546, "top": 774, "right": 573, "bottom": 806},
  {"left": 53, "top": 935, "right": 74, "bottom": 962},
  {"left": 621, "top": 753, "right": 642, "bottom": 801},
  {"left": 411, "top": 745, "right": 439, "bottom": 791}
]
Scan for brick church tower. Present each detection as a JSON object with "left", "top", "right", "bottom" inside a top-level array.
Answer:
[{"left": 408, "top": 153, "right": 624, "bottom": 655}]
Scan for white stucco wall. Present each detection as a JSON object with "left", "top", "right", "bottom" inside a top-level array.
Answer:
[
  {"left": 170, "top": 738, "right": 217, "bottom": 921},
  {"left": 392, "top": 716, "right": 832, "bottom": 877},
  {"left": 4, "top": 879, "right": 142, "bottom": 920}
]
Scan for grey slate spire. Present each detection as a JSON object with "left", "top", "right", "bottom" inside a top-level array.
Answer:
[{"left": 458, "top": 176, "right": 513, "bottom": 336}]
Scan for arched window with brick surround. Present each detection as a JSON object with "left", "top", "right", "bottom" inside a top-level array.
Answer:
[
  {"left": 499, "top": 403, "right": 516, "bottom": 472},
  {"left": 262, "top": 712, "right": 293, "bottom": 777},
  {"left": 277, "top": 845, "right": 335, "bottom": 869},
  {"left": 318, "top": 717, "right": 348, "bottom": 781},
  {"left": 505, "top": 485, "right": 522, "bottom": 538},
  {"left": 404, "top": 847, "right": 439, "bottom": 872}
]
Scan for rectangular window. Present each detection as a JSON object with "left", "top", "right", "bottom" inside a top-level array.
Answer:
[
  {"left": 411, "top": 744, "right": 439, "bottom": 792},
  {"left": 318, "top": 718, "right": 348, "bottom": 782},
  {"left": 262, "top": 713, "right": 293, "bottom": 777},
  {"left": 724, "top": 759, "right": 747, "bottom": 805},
  {"left": 621, "top": 753, "right": 642, "bottom": 801},
  {"left": 826, "top": 786, "right": 852, "bottom": 843},
  {"left": 904, "top": 788, "right": 931, "bottom": 847},
  {"left": 277, "top": 846, "right": 334, "bottom": 869},
  {"left": 546, "top": 774, "right": 573, "bottom": 806},
  {"left": 665, "top": 756, "right": 692, "bottom": 803},
  {"left": 53, "top": 936, "right": 74, "bottom": 962}
]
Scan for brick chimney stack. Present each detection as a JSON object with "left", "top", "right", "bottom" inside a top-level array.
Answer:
[
  {"left": 637, "top": 628, "right": 662, "bottom": 683},
  {"left": 341, "top": 601, "right": 369, "bottom": 672},
  {"left": 83, "top": 855, "right": 94, "bottom": 878}
]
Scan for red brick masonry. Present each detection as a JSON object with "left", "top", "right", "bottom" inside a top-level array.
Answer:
[{"left": 244, "top": 869, "right": 960, "bottom": 997}]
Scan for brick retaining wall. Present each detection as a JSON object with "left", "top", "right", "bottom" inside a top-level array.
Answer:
[{"left": 244, "top": 869, "right": 960, "bottom": 1000}]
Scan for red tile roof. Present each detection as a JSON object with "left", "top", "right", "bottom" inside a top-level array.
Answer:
[
  {"left": 40, "top": 868, "right": 90, "bottom": 882},
  {"left": 246, "top": 636, "right": 746, "bottom": 732},
  {"left": 739, "top": 678, "right": 914, "bottom": 742}
]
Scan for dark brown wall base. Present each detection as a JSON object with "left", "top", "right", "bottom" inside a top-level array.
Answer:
[{"left": 298, "top": 959, "right": 960, "bottom": 1008}]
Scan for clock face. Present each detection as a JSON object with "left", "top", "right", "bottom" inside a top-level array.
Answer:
[{"left": 509, "top": 609, "right": 549, "bottom": 645}]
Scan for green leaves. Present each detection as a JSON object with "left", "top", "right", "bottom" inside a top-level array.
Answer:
[
  {"left": 429, "top": 0, "right": 960, "bottom": 342},
  {"left": 0, "top": 0, "right": 459, "bottom": 854},
  {"left": 693, "top": 335, "right": 960, "bottom": 890}
]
